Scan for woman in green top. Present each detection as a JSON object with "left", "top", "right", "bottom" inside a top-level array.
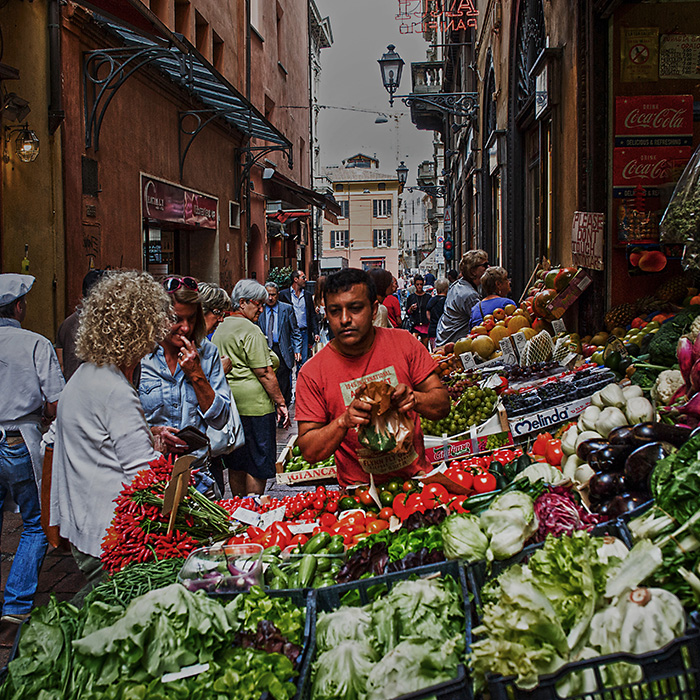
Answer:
[{"left": 213, "top": 279, "right": 290, "bottom": 495}]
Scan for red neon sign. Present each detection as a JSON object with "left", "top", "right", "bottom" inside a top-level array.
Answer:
[{"left": 396, "top": 0, "right": 478, "bottom": 34}]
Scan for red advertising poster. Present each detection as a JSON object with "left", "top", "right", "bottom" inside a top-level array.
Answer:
[
  {"left": 612, "top": 146, "right": 692, "bottom": 189},
  {"left": 141, "top": 176, "right": 218, "bottom": 230},
  {"left": 615, "top": 95, "right": 693, "bottom": 147}
]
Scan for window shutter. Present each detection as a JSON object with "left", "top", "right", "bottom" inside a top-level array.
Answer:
[
  {"left": 330, "top": 233, "right": 335, "bottom": 248},
  {"left": 344, "top": 230, "right": 349, "bottom": 248},
  {"left": 373, "top": 230, "right": 377, "bottom": 247},
  {"left": 387, "top": 199, "right": 392, "bottom": 216},
  {"left": 387, "top": 230, "right": 392, "bottom": 247},
  {"left": 373, "top": 200, "right": 377, "bottom": 217}
]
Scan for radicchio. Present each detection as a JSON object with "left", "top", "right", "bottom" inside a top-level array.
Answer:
[{"left": 533, "top": 486, "right": 602, "bottom": 542}]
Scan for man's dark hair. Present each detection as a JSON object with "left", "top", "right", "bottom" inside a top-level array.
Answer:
[
  {"left": 447, "top": 269, "right": 458, "bottom": 283},
  {"left": 291, "top": 270, "right": 303, "bottom": 282},
  {"left": 0, "top": 297, "right": 22, "bottom": 319},
  {"left": 324, "top": 268, "right": 377, "bottom": 305},
  {"left": 82, "top": 269, "right": 106, "bottom": 298},
  {"left": 414, "top": 274, "right": 424, "bottom": 283},
  {"left": 368, "top": 268, "right": 393, "bottom": 299}
]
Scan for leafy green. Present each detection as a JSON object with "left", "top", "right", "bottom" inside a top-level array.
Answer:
[
  {"left": 441, "top": 513, "right": 489, "bottom": 562},
  {"left": 480, "top": 491, "right": 538, "bottom": 561},
  {"left": 648, "top": 310, "right": 696, "bottom": 367},
  {"left": 312, "top": 641, "right": 378, "bottom": 700},
  {"left": 316, "top": 607, "right": 371, "bottom": 650}
]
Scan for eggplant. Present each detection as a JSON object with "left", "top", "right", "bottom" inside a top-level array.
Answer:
[
  {"left": 588, "top": 444, "right": 635, "bottom": 473},
  {"left": 604, "top": 493, "right": 649, "bottom": 518},
  {"left": 607, "top": 425, "right": 636, "bottom": 446},
  {"left": 589, "top": 471, "right": 624, "bottom": 502},
  {"left": 631, "top": 422, "right": 692, "bottom": 448},
  {"left": 623, "top": 441, "right": 675, "bottom": 491},
  {"left": 577, "top": 439, "right": 610, "bottom": 462}
]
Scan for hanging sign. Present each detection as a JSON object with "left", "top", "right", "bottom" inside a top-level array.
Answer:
[
  {"left": 395, "top": 0, "right": 478, "bottom": 34},
  {"left": 141, "top": 175, "right": 218, "bottom": 230},
  {"left": 614, "top": 96, "right": 693, "bottom": 147},
  {"left": 620, "top": 27, "right": 658, "bottom": 82},
  {"left": 443, "top": 205, "right": 452, "bottom": 233},
  {"left": 571, "top": 212, "right": 605, "bottom": 271},
  {"left": 660, "top": 34, "right": 700, "bottom": 79}
]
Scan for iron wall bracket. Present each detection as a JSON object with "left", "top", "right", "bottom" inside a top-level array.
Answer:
[{"left": 400, "top": 92, "right": 479, "bottom": 121}]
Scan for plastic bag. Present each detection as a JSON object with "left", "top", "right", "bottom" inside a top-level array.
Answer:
[
  {"left": 660, "top": 145, "right": 700, "bottom": 270},
  {"left": 356, "top": 381, "right": 414, "bottom": 454}
]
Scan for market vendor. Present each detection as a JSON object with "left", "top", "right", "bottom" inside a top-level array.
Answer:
[{"left": 295, "top": 268, "right": 450, "bottom": 487}]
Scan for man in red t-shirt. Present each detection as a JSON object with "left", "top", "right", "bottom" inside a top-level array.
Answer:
[{"left": 295, "top": 268, "right": 450, "bottom": 487}]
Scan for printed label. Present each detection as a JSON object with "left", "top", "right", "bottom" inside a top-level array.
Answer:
[
  {"left": 511, "top": 331, "right": 528, "bottom": 357},
  {"left": 339, "top": 366, "right": 398, "bottom": 406},
  {"left": 276, "top": 466, "right": 338, "bottom": 485},
  {"left": 552, "top": 319, "right": 567, "bottom": 334},
  {"left": 230, "top": 507, "right": 261, "bottom": 527},
  {"left": 258, "top": 506, "right": 287, "bottom": 530},
  {"left": 357, "top": 446, "right": 418, "bottom": 474},
  {"left": 460, "top": 352, "right": 477, "bottom": 369},
  {"left": 509, "top": 397, "right": 592, "bottom": 436}
]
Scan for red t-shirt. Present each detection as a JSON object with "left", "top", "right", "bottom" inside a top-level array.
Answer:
[
  {"left": 295, "top": 327, "right": 438, "bottom": 487},
  {"left": 383, "top": 295, "right": 402, "bottom": 328}
]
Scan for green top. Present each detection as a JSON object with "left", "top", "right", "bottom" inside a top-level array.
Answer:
[{"left": 212, "top": 315, "right": 274, "bottom": 417}]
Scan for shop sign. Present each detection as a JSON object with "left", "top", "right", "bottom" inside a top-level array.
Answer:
[
  {"left": 612, "top": 146, "right": 692, "bottom": 193},
  {"left": 509, "top": 397, "right": 591, "bottom": 437},
  {"left": 395, "top": 0, "right": 478, "bottom": 34},
  {"left": 620, "top": 27, "right": 658, "bottom": 82},
  {"left": 571, "top": 212, "right": 604, "bottom": 271},
  {"left": 614, "top": 95, "right": 693, "bottom": 147},
  {"left": 660, "top": 34, "right": 700, "bottom": 80},
  {"left": 141, "top": 176, "right": 218, "bottom": 230}
]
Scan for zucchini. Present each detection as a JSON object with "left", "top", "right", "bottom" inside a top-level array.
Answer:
[
  {"left": 303, "top": 531, "right": 331, "bottom": 554},
  {"left": 298, "top": 554, "right": 318, "bottom": 587},
  {"left": 316, "top": 557, "right": 332, "bottom": 573},
  {"left": 327, "top": 535, "right": 345, "bottom": 554}
]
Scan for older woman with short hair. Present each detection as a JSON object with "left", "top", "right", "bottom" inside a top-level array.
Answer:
[
  {"left": 436, "top": 249, "right": 489, "bottom": 346},
  {"left": 51, "top": 271, "right": 172, "bottom": 582},
  {"left": 213, "top": 279, "right": 290, "bottom": 495}
]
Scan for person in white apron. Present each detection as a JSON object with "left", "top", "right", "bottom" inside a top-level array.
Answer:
[{"left": 0, "top": 274, "right": 65, "bottom": 624}]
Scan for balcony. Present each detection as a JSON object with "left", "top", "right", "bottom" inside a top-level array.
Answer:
[
  {"left": 417, "top": 160, "right": 436, "bottom": 186},
  {"left": 409, "top": 61, "right": 445, "bottom": 132}
]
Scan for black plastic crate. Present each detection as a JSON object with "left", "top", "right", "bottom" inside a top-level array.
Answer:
[
  {"left": 467, "top": 519, "right": 628, "bottom": 615},
  {"left": 486, "top": 622, "right": 700, "bottom": 700},
  {"left": 297, "top": 560, "right": 473, "bottom": 700}
]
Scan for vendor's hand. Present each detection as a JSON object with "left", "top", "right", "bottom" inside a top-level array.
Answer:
[
  {"left": 177, "top": 337, "right": 202, "bottom": 377},
  {"left": 220, "top": 355, "right": 233, "bottom": 374},
  {"left": 314, "top": 334, "right": 320, "bottom": 343},
  {"left": 294, "top": 352, "right": 302, "bottom": 362},
  {"left": 339, "top": 396, "right": 372, "bottom": 430},
  {"left": 151, "top": 425, "right": 188, "bottom": 454},
  {"left": 391, "top": 383, "right": 416, "bottom": 414},
  {"left": 276, "top": 403, "right": 291, "bottom": 429}
]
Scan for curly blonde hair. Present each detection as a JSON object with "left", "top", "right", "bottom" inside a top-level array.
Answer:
[{"left": 76, "top": 270, "right": 172, "bottom": 368}]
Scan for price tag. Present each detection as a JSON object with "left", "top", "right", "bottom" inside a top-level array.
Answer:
[
  {"left": 288, "top": 522, "right": 318, "bottom": 535},
  {"left": 499, "top": 338, "right": 518, "bottom": 364},
  {"left": 162, "top": 663, "right": 210, "bottom": 683},
  {"left": 552, "top": 319, "right": 567, "bottom": 335},
  {"left": 258, "top": 506, "right": 287, "bottom": 530},
  {"left": 511, "top": 331, "right": 528, "bottom": 357},
  {"left": 460, "top": 352, "right": 477, "bottom": 370},
  {"left": 230, "top": 507, "right": 261, "bottom": 527}
]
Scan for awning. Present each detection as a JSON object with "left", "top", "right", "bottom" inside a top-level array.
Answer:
[
  {"left": 269, "top": 171, "right": 341, "bottom": 222},
  {"left": 267, "top": 210, "right": 311, "bottom": 225},
  {"left": 81, "top": 4, "right": 291, "bottom": 152}
]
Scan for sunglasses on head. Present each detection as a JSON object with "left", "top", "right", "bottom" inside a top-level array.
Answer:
[{"left": 164, "top": 276, "right": 198, "bottom": 293}]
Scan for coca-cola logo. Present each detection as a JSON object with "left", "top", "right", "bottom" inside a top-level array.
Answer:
[
  {"left": 620, "top": 158, "right": 671, "bottom": 181},
  {"left": 623, "top": 107, "right": 687, "bottom": 131}
]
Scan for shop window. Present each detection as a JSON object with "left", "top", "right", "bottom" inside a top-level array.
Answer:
[
  {"left": 195, "top": 10, "right": 210, "bottom": 60},
  {"left": 339, "top": 200, "right": 349, "bottom": 218},
  {"left": 373, "top": 199, "right": 391, "bottom": 218},
  {"left": 373, "top": 229, "right": 391, "bottom": 247},
  {"left": 212, "top": 31, "right": 224, "bottom": 72},
  {"left": 330, "top": 230, "right": 349, "bottom": 248},
  {"left": 174, "top": 0, "right": 191, "bottom": 39},
  {"left": 362, "top": 260, "right": 385, "bottom": 271}
]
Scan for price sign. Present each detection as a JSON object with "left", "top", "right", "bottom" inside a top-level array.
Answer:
[
  {"left": 499, "top": 338, "right": 518, "bottom": 364},
  {"left": 511, "top": 331, "right": 528, "bottom": 358},
  {"left": 460, "top": 352, "right": 477, "bottom": 370},
  {"left": 230, "top": 507, "right": 261, "bottom": 527},
  {"left": 258, "top": 506, "right": 287, "bottom": 530},
  {"left": 552, "top": 319, "right": 567, "bottom": 335}
]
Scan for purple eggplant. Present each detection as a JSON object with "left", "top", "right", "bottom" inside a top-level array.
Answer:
[
  {"left": 589, "top": 471, "right": 624, "bottom": 502},
  {"left": 607, "top": 425, "right": 636, "bottom": 446},
  {"left": 589, "top": 444, "right": 635, "bottom": 473},
  {"left": 623, "top": 441, "right": 675, "bottom": 491},
  {"left": 577, "top": 439, "right": 610, "bottom": 462},
  {"left": 605, "top": 493, "right": 649, "bottom": 518},
  {"left": 631, "top": 422, "right": 693, "bottom": 448}
]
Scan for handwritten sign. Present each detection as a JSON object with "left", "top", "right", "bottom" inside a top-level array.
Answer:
[
  {"left": 660, "top": 34, "right": 700, "bottom": 80},
  {"left": 571, "top": 212, "right": 604, "bottom": 270}
]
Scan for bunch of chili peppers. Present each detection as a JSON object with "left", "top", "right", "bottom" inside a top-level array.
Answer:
[{"left": 100, "top": 456, "right": 235, "bottom": 574}]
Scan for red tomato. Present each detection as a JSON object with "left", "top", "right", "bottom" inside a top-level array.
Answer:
[
  {"left": 366, "top": 520, "right": 389, "bottom": 534},
  {"left": 545, "top": 439, "right": 563, "bottom": 467},
  {"left": 406, "top": 492, "right": 427, "bottom": 514},
  {"left": 352, "top": 533, "right": 371, "bottom": 546},
  {"left": 315, "top": 485, "right": 327, "bottom": 496},
  {"left": 343, "top": 512, "right": 366, "bottom": 527},
  {"left": 446, "top": 470, "right": 473, "bottom": 491},
  {"left": 378, "top": 507, "right": 394, "bottom": 521},
  {"left": 319, "top": 512, "right": 337, "bottom": 528},
  {"left": 422, "top": 483, "right": 449, "bottom": 507},
  {"left": 289, "top": 534, "right": 308, "bottom": 546},
  {"left": 473, "top": 472, "right": 497, "bottom": 494},
  {"left": 402, "top": 480, "right": 414, "bottom": 492},
  {"left": 448, "top": 460, "right": 463, "bottom": 470}
]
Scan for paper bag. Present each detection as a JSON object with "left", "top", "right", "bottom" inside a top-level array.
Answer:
[{"left": 356, "top": 381, "right": 414, "bottom": 454}]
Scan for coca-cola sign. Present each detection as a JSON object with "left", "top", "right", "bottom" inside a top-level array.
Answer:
[
  {"left": 613, "top": 147, "right": 691, "bottom": 187},
  {"left": 615, "top": 96, "right": 693, "bottom": 147}
]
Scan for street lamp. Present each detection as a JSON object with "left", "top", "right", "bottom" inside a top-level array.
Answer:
[
  {"left": 3, "top": 124, "right": 40, "bottom": 163},
  {"left": 396, "top": 161, "right": 409, "bottom": 186},
  {"left": 378, "top": 44, "right": 404, "bottom": 107}
]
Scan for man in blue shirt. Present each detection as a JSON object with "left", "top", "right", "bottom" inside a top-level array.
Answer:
[
  {"left": 259, "top": 282, "right": 301, "bottom": 407},
  {"left": 279, "top": 271, "right": 319, "bottom": 372}
]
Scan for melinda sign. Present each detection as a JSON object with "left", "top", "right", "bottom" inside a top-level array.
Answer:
[{"left": 141, "top": 176, "right": 218, "bottom": 230}]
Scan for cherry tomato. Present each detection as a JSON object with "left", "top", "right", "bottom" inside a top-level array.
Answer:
[
  {"left": 392, "top": 492, "right": 410, "bottom": 520},
  {"left": 378, "top": 507, "right": 394, "bottom": 521},
  {"left": 545, "top": 439, "right": 563, "bottom": 467},
  {"left": 448, "top": 460, "right": 462, "bottom": 470},
  {"left": 422, "top": 483, "right": 449, "bottom": 507},
  {"left": 315, "top": 485, "right": 327, "bottom": 496},
  {"left": 366, "top": 520, "right": 389, "bottom": 534},
  {"left": 358, "top": 489, "right": 375, "bottom": 507},
  {"left": 319, "top": 512, "right": 337, "bottom": 528},
  {"left": 473, "top": 472, "right": 497, "bottom": 494},
  {"left": 402, "top": 480, "right": 414, "bottom": 492},
  {"left": 289, "top": 534, "right": 308, "bottom": 546},
  {"left": 313, "top": 498, "right": 325, "bottom": 511}
]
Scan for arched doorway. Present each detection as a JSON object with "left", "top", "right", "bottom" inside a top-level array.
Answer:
[{"left": 248, "top": 224, "right": 265, "bottom": 280}]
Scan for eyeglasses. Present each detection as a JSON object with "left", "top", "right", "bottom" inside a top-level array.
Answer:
[
  {"left": 205, "top": 308, "right": 224, "bottom": 317},
  {"left": 479, "top": 262, "right": 490, "bottom": 269},
  {"left": 245, "top": 299, "right": 265, "bottom": 309},
  {"left": 163, "top": 276, "right": 198, "bottom": 293}
]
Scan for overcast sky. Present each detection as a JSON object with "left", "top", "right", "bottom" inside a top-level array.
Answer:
[{"left": 315, "top": 0, "right": 434, "bottom": 185}]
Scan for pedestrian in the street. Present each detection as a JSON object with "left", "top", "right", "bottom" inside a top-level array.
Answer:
[
  {"left": 470, "top": 266, "right": 517, "bottom": 328},
  {"left": 427, "top": 277, "right": 449, "bottom": 350},
  {"left": 0, "top": 274, "right": 65, "bottom": 624},
  {"left": 447, "top": 269, "right": 459, "bottom": 285},
  {"left": 313, "top": 275, "right": 332, "bottom": 344},
  {"left": 406, "top": 274, "right": 431, "bottom": 346},
  {"left": 279, "top": 270, "right": 319, "bottom": 371},
  {"left": 424, "top": 270, "right": 436, "bottom": 286},
  {"left": 51, "top": 271, "right": 171, "bottom": 590},
  {"left": 435, "top": 250, "right": 489, "bottom": 346},
  {"left": 383, "top": 275, "right": 402, "bottom": 328},
  {"left": 55, "top": 269, "right": 106, "bottom": 382},
  {"left": 295, "top": 268, "right": 449, "bottom": 488},
  {"left": 213, "top": 280, "right": 290, "bottom": 496},
  {"left": 137, "top": 276, "right": 232, "bottom": 496},
  {"left": 258, "top": 281, "right": 301, "bottom": 410},
  {"left": 369, "top": 268, "right": 393, "bottom": 328}
]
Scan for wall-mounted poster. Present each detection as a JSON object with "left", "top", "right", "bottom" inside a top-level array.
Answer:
[
  {"left": 660, "top": 34, "right": 700, "bottom": 80},
  {"left": 621, "top": 27, "right": 658, "bottom": 82}
]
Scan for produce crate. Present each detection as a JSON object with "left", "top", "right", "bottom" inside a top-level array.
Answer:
[
  {"left": 275, "top": 436, "right": 338, "bottom": 485},
  {"left": 296, "top": 560, "right": 473, "bottom": 700},
  {"left": 486, "top": 621, "right": 700, "bottom": 700}
]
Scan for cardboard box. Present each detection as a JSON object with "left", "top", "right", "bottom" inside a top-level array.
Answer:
[
  {"left": 275, "top": 435, "right": 338, "bottom": 485},
  {"left": 545, "top": 269, "right": 593, "bottom": 319},
  {"left": 508, "top": 396, "right": 592, "bottom": 439},
  {"left": 423, "top": 411, "right": 514, "bottom": 464}
]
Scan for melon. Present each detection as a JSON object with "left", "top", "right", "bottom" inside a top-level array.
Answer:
[
  {"left": 453, "top": 337, "right": 472, "bottom": 355},
  {"left": 507, "top": 315, "right": 530, "bottom": 334},
  {"left": 489, "top": 326, "right": 509, "bottom": 344},
  {"left": 472, "top": 335, "right": 495, "bottom": 359},
  {"left": 521, "top": 327, "right": 537, "bottom": 340}
]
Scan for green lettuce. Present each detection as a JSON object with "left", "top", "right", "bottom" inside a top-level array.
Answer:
[
  {"left": 441, "top": 513, "right": 489, "bottom": 562},
  {"left": 311, "top": 640, "right": 378, "bottom": 700},
  {"left": 316, "top": 607, "right": 371, "bottom": 651}
]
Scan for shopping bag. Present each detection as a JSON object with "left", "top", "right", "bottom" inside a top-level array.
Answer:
[{"left": 355, "top": 381, "right": 414, "bottom": 454}]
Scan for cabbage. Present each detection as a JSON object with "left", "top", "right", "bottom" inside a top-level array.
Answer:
[
  {"left": 311, "top": 640, "right": 377, "bottom": 700},
  {"left": 480, "top": 491, "right": 538, "bottom": 561},
  {"left": 514, "top": 462, "right": 567, "bottom": 486},
  {"left": 441, "top": 513, "right": 489, "bottom": 562},
  {"left": 316, "top": 607, "right": 371, "bottom": 651}
]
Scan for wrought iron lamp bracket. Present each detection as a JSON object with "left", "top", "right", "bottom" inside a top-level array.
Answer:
[
  {"left": 406, "top": 184, "right": 446, "bottom": 198},
  {"left": 83, "top": 44, "right": 191, "bottom": 151},
  {"left": 235, "top": 144, "right": 293, "bottom": 200},
  {"left": 400, "top": 92, "right": 479, "bottom": 121}
]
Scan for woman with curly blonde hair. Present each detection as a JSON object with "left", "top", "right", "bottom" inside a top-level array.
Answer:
[{"left": 51, "top": 271, "right": 172, "bottom": 584}]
